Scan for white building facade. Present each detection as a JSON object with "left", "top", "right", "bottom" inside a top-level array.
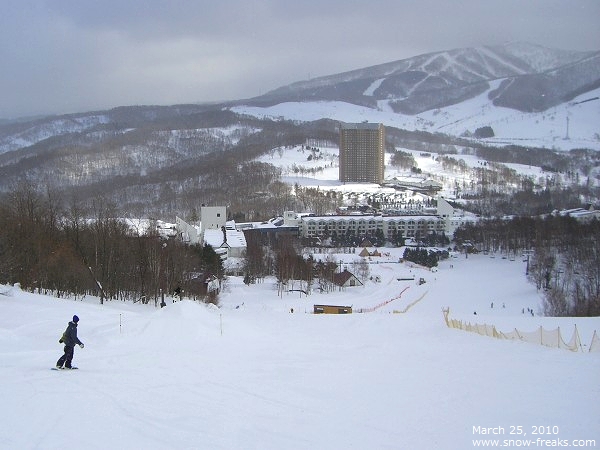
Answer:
[
  {"left": 299, "top": 214, "right": 446, "bottom": 240},
  {"left": 201, "top": 206, "right": 227, "bottom": 233}
]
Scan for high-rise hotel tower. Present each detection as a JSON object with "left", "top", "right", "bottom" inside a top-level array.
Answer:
[{"left": 339, "top": 122, "right": 385, "bottom": 184}]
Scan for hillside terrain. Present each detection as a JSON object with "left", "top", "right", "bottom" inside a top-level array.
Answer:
[
  {"left": 252, "top": 42, "right": 599, "bottom": 114},
  {"left": 1, "top": 249, "right": 598, "bottom": 449},
  {"left": 1, "top": 40, "right": 598, "bottom": 450},
  {"left": 0, "top": 43, "right": 598, "bottom": 219}
]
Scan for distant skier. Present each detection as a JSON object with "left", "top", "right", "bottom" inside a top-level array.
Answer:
[{"left": 56, "top": 315, "right": 84, "bottom": 369}]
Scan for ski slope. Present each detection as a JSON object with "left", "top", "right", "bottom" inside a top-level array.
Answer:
[
  {"left": 232, "top": 85, "right": 600, "bottom": 151},
  {"left": 1, "top": 251, "right": 598, "bottom": 449}
]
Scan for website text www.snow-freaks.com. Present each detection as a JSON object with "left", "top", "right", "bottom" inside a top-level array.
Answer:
[
  {"left": 472, "top": 438, "right": 596, "bottom": 447},
  {"left": 471, "top": 426, "right": 596, "bottom": 447}
]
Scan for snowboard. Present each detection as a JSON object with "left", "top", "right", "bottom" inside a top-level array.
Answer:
[{"left": 51, "top": 367, "right": 78, "bottom": 371}]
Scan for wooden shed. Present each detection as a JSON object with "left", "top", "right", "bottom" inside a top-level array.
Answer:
[{"left": 313, "top": 304, "right": 352, "bottom": 314}]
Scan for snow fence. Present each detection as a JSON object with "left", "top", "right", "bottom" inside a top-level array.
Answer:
[
  {"left": 442, "top": 308, "right": 600, "bottom": 353},
  {"left": 356, "top": 286, "right": 410, "bottom": 313}
]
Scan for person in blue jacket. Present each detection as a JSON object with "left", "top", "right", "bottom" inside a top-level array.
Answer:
[{"left": 56, "top": 315, "right": 85, "bottom": 369}]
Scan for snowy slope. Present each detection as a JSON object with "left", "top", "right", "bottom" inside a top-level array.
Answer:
[
  {"left": 0, "top": 115, "right": 110, "bottom": 154},
  {"left": 1, "top": 252, "right": 598, "bottom": 449},
  {"left": 255, "top": 141, "right": 572, "bottom": 205},
  {"left": 232, "top": 85, "right": 600, "bottom": 152},
  {"left": 260, "top": 43, "right": 594, "bottom": 106},
  {"left": 253, "top": 43, "right": 599, "bottom": 122}
]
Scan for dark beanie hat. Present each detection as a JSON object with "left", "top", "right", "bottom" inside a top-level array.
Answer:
[{"left": 73, "top": 315, "right": 79, "bottom": 323}]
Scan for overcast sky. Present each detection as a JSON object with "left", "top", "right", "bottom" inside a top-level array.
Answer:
[{"left": 1, "top": 0, "right": 598, "bottom": 119}]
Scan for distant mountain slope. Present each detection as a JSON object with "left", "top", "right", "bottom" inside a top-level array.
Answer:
[
  {"left": 248, "top": 42, "right": 599, "bottom": 114},
  {"left": 0, "top": 43, "right": 598, "bottom": 218},
  {"left": 490, "top": 51, "right": 600, "bottom": 111},
  {"left": 0, "top": 104, "right": 212, "bottom": 155}
]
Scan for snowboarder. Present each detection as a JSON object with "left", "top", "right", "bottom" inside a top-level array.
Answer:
[{"left": 56, "top": 315, "right": 84, "bottom": 369}]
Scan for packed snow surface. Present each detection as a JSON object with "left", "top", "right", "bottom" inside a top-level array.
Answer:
[{"left": 1, "top": 251, "right": 598, "bottom": 449}]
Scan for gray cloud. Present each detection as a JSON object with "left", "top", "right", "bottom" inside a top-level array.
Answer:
[{"left": 1, "top": 0, "right": 598, "bottom": 118}]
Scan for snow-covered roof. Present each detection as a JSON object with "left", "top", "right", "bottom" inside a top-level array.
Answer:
[
  {"left": 554, "top": 208, "right": 600, "bottom": 222},
  {"left": 203, "top": 228, "right": 247, "bottom": 249},
  {"left": 301, "top": 214, "right": 444, "bottom": 223}
]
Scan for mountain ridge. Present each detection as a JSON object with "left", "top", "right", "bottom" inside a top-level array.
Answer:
[
  {"left": 0, "top": 42, "right": 598, "bottom": 218},
  {"left": 1, "top": 42, "right": 598, "bottom": 159},
  {"left": 268, "top": 42, "right": 590, "bottom": 90},
  {"left": 249, "top": 42, "right": 599, "bottom": 114}
]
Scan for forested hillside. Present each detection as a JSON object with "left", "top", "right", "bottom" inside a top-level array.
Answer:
[{"left": 0, "top": 104, "right": 598, "bottom": 221}]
